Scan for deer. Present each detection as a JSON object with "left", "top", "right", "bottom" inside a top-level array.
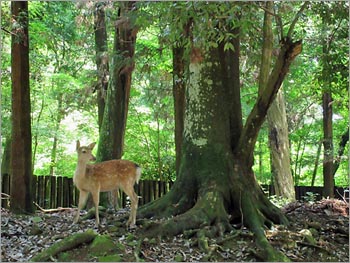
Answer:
[{"left": 73, "top": 140, "right": 141, "bottom": 227}]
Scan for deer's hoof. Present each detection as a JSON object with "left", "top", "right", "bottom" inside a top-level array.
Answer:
[{"left": 126, "top": 222, "right": 137, "bottom": 230}]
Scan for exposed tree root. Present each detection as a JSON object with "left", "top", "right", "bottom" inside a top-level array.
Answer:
[
  {"left": 137, "top": 181, "right": 196, "bottom": 220},
  {"left": 138, "top": 177, "right": 291, "bottom": 261},
  {"left": 30, "top": 229, "right": 97, "bottom": 262},
  {"left": 240, "top": 190, "right": 290, "bottom": 261},
  {"left": 141, "top": 190, "right": 232, "bottom": 238},
  {"left": 137, "top": 155, "right": 291, "bottom": 261}
]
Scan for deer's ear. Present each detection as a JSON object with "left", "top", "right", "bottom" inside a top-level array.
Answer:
[
  {"left": 88, "top": 142, "right": 96, "bottom": 150},
  {"left": 76, "top": 140, "right": 80, "bottom": 151}
]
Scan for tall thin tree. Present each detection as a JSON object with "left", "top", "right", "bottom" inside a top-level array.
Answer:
[
  {"left": 10, "top": 1, "right": 35, "bottom": 213},
  {"left": 97, "top": 1, "right": 137, "bottom": 162},
  {"left": 258, "top": 1, "right": 295, "bottom": 201},
  {"left": 94, "top": 2, "right": 109, "bottom": 131}
]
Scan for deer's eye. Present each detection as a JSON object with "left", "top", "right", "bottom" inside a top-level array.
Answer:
[{"left": 82, "top": 150, "right": 86, "bottom": 153}]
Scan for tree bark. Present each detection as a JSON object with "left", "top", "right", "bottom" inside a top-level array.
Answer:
[
  {"left": 267, "top": 90, "right": 295, "bottom": 200},
  {"left": 138, "top": 4, "right": 302, "bottom": 261},
  {"left": 94, "top": 2, "right": 109, "bottom": 131},
  {"left": 1, "top": 138, "right": 11, "bottom": 208},
  {"left": 322, "top": 91, "right": 334, "bottom": 198},
  {"left": 97, "top": 1, "right": 137, "bottom": 162},
  {"left": 259, "top": 1, "right": 295, "bottom": 201},
  {"left": 237, "top": 38, "right": 302, "bottom": 166},
  {"left": 172, "top": 46, "right": 186, "bottom": 175},
  {"left": 10, "top": 1, "right": 35, "bottom": 214},
  {"left": 321, "top": 12, "right": 334, "bottom": 197},
  {"left": 332, "top": 130, "right": 349, "bottom": 176},
  {"left": 31, "top": 229, "right": 97, "bottom": 262},
  {"left": 1, "top": 137, "right": 11, "bottom": 178}
]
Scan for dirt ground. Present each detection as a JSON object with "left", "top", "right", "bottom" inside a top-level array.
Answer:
[{"left": 1, "top": 198, "right": 348, "bottom": 262}]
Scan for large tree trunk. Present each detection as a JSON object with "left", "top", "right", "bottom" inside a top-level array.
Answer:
[
  {"left": 172, "top": 46, "right": 186, "bottom": 175},
  {"left": 97, "top": 1, "right": 137, "bottom": 162},
  {"left": 10, "top": 1, "right": 35, "bottom": 214},
  {"left": 94, "top": 2, "right": 109, "bottom": 131},
  {"left": 139, "top": 11, "right": 301, "bottom": 260}
]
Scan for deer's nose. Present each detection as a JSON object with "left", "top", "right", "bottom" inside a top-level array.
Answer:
[{"left": 90, "top": 155, "right": 97, "bottom": 161}]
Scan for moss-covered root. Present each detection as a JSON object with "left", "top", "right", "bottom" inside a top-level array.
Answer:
[
  {"left": 242, "top": 195, "right": 290, "bottom": 262},
  {"left": 137, "top": 192, "right": 175, "bottom": 219},
  {"left": 31, "top": 229, "right": 97, "bottom": 262},
  {"left": 142, "top": 190, "right": 232, "bottom": 238},
  {"left": 137, "top": 186, "right": 195, "bottom": 221},
  {"left": 255, "top": 231, "right": 290, "bottom": 262}
]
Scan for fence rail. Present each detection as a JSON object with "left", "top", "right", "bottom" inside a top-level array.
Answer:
[{"left": 1, "top": 174, "right": 347, "bottom": 209}]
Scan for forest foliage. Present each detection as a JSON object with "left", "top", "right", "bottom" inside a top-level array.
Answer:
[{"left": 1, "top": 1, "right": 348, "bottom": 186}]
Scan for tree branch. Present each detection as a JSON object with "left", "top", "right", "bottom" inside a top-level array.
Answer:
[
  {"left": 237, "top": 2, "right": 308, "bottom": 164},
  {"left": 256, "top": 2, "right": 283, "bottom": 41},
  {"left": 237, "top": 39, "right": 302, "bottom": 164},
  {"left": 287, "top": 2, "right": 309, "bottom": 39}
]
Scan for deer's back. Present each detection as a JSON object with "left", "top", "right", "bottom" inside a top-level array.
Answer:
[{"left": 86, "top": 159, "right": 138, "bottom": 192}]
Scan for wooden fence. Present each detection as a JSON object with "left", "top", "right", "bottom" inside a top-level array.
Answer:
[
  {"left": 1, "top": 174, "right": 174, "bottom": 209},
  {"left": 1, "top": 174, "right": 347, "bottom": 209}
]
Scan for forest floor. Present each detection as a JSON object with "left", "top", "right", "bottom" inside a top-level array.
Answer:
[{"left": 1, "top": 198, "right": 348, "bottom": 262}]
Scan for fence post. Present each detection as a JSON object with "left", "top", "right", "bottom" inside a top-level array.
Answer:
[
  {"left": 50, "top": 176, "right": 56, "bottom": 208},
  {"left": 45, "top": 176, "right": 51, "bottom": 209},
  {"left": 67, "top": 177, "right": 74, "bottom": 207},
  {"left": 56, "top": 176, "right": 63, "bottom": 207}
]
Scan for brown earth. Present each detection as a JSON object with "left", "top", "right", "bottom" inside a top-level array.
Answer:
[{"left": 1, "top": 198, "right": 348, "bottom": 262}]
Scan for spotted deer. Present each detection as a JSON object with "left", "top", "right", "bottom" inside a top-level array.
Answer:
[{"left": 73, "top": 140, "right": 141, "bottom": 227}]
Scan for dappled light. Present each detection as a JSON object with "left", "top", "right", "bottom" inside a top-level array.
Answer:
[{"left": 1, "top": 1, "right": 348, "bottom": 262}]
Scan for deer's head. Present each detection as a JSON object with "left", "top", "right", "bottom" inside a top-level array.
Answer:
[{"left": 76, "top": 140, "right": 97, "bottom": 162}]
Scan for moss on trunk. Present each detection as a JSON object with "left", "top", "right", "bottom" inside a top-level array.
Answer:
[{"left": 138, "top": 6, "right": 302, "bottom": 261}]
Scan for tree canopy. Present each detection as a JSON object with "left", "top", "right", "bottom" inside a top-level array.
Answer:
[{"left": 1, "top": 1, "right": 348, "bottom": 185}]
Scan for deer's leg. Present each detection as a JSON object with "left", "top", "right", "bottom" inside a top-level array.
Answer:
[
  {"left": 74, "top": 190, "right": 89, "bottom": 223},
  {"left": 127, "top": 190, "right": 138, "bottom": 227},
  {"left": 91, "top": 190, "right": 100, "bottom": 226}
]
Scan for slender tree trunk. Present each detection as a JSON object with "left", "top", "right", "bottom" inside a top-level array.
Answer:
[
  {"left": 332, "top": 130, "right": 349, "bottom": 176},
  {"left": 293, "top": 138, "right": 302, "bottom": 185},
  {"left": 49, "top": 94, "right": 63, "bottom": 177},
  {"left": 322, "top": 91, "right": 334, "bottom": 197},
  {"left": 311, "top": 139, "right": 323, "bottom": 186},
  {"left": 97, "top": 1, "right": 137, "bottom": 162},
  {"left": 321, "top": 13, "right": 334, "bottom": 197},
  {"left": 1, "top": 138, "right": 12, "bottom": 208},
  {"left": 10, "top": 1, "right": 34, "bottom": 214},
  {"left": 259, "top": 1, "right": 295, "bottom": 201},
  {"left": 96, "top": 1, "right": 137, "bottom": 207},
  {"left": 32, "top": 98, "right": 45, "bottom": 171},
  {"left": 94, "top": 2, "right": 109, "bottom": 131},
  {"left": 1, "top": 138, "right": 12, "bottom": 178}
]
